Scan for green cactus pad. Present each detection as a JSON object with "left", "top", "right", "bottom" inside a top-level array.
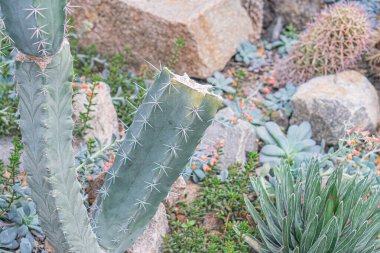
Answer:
[
  {"left": 0, "top": 0, "right": 66, "bottom": 56},
  {"left": 16, "top": 42, "right": 103, "bottom": 253},
  {"left": 93, "top": 68, "right": 223, "bottom": 252}
]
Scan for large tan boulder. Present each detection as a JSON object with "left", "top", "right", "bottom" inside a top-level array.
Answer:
[{"left": 72, "top": 0, "right": 255, "bottom": 78}]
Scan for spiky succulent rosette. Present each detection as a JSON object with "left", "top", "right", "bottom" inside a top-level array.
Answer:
[
  {"left": 237, "top": 160, "right": 380, "bottom": 253},
  {"left": 274, "top": 3, "right": 371, "bottom": 86}
]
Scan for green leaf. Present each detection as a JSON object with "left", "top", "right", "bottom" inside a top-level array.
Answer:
[
  {"left": 261, "top": 145, "right": 286, "bottom": 157},
  {"left": 300, "top": 215, "right": 318, "bottom": 252}
]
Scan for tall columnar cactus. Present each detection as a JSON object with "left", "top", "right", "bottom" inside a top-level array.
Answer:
[
  {"left": 92, "top": 68, "right": 222, "bottom": 252},
  {"left": 274, "top": 3, "right": 371, "bottom": 86},
  {"left": 0, "top": 1, "right": 103, "bottom": 252},
  {"left": 0, "top": 2, "right": 223, "bottom": 252}
]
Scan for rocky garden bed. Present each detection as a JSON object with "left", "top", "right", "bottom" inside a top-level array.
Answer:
[{"left": 0, "top": 0, "right": 380, "bottom": 253}]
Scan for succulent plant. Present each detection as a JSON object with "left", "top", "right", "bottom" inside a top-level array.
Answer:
[
  {"left": 0, "top": 200, "right": 42, "bottom": 253},
  {"left": 0, "top": 225, "right": 35, "bottom": 252},
  {"left": 265, "top": 35, "right": 297, "bottom": 57},
  {"left": 7, "top": 201, "right": 42, "bottom": 235},
  {"left": 236, "top": 160, "right": 380, "bottom": 253},
  {"left": 321, "top": 126, "right": 380, "bottom": 181},
  {"left": 248, "top": 57, "right": 267, "bottom": 72},
  {"left": 282, "top": 24, "right": 299, "bottom": 40},
  {"left": 257, "top": 122, "right": 321, "bottom": 165},
  {"left": 182, "top": 143, "right": 221, "bottom": 183},
  {"left": 324, "top": 146, "right": 377, "bottom": 178},
  {"left": 0, "top": 200, "right": 37, "bottom": 252},
  {"left": 0, "top": 226, "right": 19, "bottom": 250},
  {"left": 0, "top": 1, "right": 223, "bottom": 253},
  {"left": 274, "top": 3, "right": 371, "bottom": 86},
  {"left": 91, "top": 69, "right": 222, "bottom": 252},
  {"left": 226, "top": 99, "right": 266, "bottom": 126},
  {"left": 75, "top": 137, "right": 117, "bottom": 181},
  {"left": 207, "top": 71, "right": 236, "bottom": 95},
  {"left": 235, "top": 41, "right": 258, "bottom": 65},
  {"left": 263, "top": 84, "right": 297, "bottom": 116}
]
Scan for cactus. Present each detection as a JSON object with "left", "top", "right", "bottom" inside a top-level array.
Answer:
[
  {"left": 0, "top": 1, "right": 102, "bottom": 252},
  {"left": 92, "top": 68, "right": 222, "bottom": 252},
  {"left": 236, "top": 160, "right": 380, "bottom": 253},
  {"left": 274, "top": 3, "right": 371, "bottom": 86},
  {"left": 263, "top": 83, "right": 297, "bottom": 117},
  {"left": 207, "top": 71, "right": 236, "bottom": 95},
  {"left": 1, "top": 1, "right": 223, "bottom": 252},
  {"left": 0, "top": 0, "right": 66, "bottom": 57}
]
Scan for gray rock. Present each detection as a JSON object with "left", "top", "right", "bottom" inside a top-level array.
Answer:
[
  {"left": 0, "top": 136, "right": 13, "bottom": 165},
  {"left": 72, "top": 0, "right": 255, "bottom": 78},
  {"left": 126, "top": 203, "right": 169, "bottom": 253},
  {"left": 263, "top": 0, "right": 321, "bottom": 39},
  {"left": 202, "top": 107, "right": 257, "bottom": 170},
  {"left": 164, "top": 176, "right": 187, "bottom": 208},
  {"left": 72, "top": 82, "right": 119, "bottom": 146},
  {"left": 291, "top": 71, "right": 380, "bottom": 145}
]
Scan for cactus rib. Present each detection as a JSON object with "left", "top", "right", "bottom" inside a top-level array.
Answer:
[{"left": 16, "top": 42, "right": 104, "bottom": 253}]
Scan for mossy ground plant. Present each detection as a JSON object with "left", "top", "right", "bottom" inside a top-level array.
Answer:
[
  {"left": 0, "top": 82, "right": 18, "bottom": 136},
  {"left": 163, "top": 152, "right": 259, "bottom": 253}
]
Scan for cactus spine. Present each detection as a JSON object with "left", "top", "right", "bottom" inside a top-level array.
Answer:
[
  {"left": 93, "top": 68, "right": 223, "bottom": 252},
  {"left": 0, "top": 1, "right": 103, "bottom": 252}
]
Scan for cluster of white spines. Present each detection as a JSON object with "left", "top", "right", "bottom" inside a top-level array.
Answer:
[{"left": 24, "top": 4, "right": 49, "bottom": 56}]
